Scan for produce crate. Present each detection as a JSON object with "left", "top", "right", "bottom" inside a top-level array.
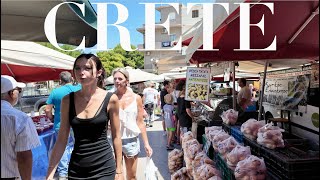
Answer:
[
  {"left": 230, "top": 126, "right": 243, "bottom": 144},
  {"left": 222, "top": 122, "right": 242, "bottom": 135},
  {"left": 243, "top": 136, "right": 262, "bottom": 156},
  {"left": 222, "top": 123, "right": 231, "bottom": 134},
  {"left": 209, "top": 120, "right": 223, "bottom": 126},
  {"left": 259, "top": 140, "right": 320, "bottom": 179},
  {"left": 216, "top": 153, "right": 236, "bottom": 180},
  {"left": 202, "top": 134, "right": 216, "bottom": 160},
  {"left": 266, "top": 170, "right": 282, "bottom": 180}
]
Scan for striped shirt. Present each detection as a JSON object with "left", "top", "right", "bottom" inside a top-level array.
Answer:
[{"left": 1, "top": 100, "right": 41, "bottom": 178}]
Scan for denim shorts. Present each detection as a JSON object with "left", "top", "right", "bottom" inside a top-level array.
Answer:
[{"left": 122, "top": 137, "right": 140, "bottom": 158}]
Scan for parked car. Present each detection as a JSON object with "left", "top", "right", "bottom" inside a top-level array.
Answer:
[{"left": 15, "top": 85, "right": 50, "bottom": 114}]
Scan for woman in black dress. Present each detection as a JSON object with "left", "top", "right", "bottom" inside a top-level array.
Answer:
[{"left": 46, "top": 54, "right": 123, "bottom": 180}]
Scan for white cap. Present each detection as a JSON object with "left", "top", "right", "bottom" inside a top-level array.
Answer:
[{"left": 1, "top": 75, "right": 26, "bottom": 93}]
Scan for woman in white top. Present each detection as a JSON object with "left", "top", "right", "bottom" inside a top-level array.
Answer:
[{"left": 112, "top": 68, "right": 153, "bottom": 180}]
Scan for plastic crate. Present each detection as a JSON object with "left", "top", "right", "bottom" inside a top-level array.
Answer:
[
  {"left": 202, "top": 134, "right": 215, "bottom": 160},
  {"left": 216, "top": 153, "right": 236, "bottom": 180},
  {"left": 259, "top": 141, "right": 320, "bottom": 179},
  {"left": 266, "top": 170, "right": 282, "bottom": 180},
  {"left": 243, "top": 136, "right": 262, "bottom": 156},
  {"left": 209, "top": 120, "right": 223, "bottom": 126},
  {"left": 230, "top": 126, "right": 243, "bottom": 144},
  {"left": 222, "top": 123, "right": 231, "bottom": 134},
  {"left": 222, "top": 122, "right": 243, "bottom": 135}
]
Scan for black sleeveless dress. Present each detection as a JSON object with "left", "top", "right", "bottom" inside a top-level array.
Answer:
[{"left": 68, "top": 92, "right": 116, "bottom": 180}]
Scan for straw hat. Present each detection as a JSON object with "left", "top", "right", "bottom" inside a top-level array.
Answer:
[{"left": 164, "top": 94, "right": 173, "bottom": 104}]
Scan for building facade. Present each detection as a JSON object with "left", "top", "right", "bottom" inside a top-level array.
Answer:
[{"left": 137, "top": 4, "right": 203, "bottom": 74}]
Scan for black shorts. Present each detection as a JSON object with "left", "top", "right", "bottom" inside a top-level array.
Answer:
[{"left": 144, "top": 103, "right": 154, "bottom": 115}]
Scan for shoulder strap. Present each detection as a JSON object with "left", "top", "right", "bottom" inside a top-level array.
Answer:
[
  {"left": 69, "top": 92, "right": 76, "bottom": 122},
  {"left": 94, "top": 92, "right": 113, "bottom": 117},
  {"left": 104, "top": 92, "right": 113, "bottom": 118}
]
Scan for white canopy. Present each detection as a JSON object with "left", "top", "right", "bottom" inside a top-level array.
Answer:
[
  {"left": 105, "top": 67, "right": 162, "bottom": 85},
  {"left": 1, "top": 40, "right": 75, "bottom": 82}
]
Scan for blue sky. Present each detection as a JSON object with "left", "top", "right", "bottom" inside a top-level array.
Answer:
[{"left": 85, "top": 0, "right": 214, "bottom": 53}]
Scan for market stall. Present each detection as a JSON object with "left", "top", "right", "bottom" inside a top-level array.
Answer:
[
  {"left": 1, "top": 40, "right": 75, "bottom": 82},
  {"left": 30, "top": 115, "right": 55, "bottom": 179},
  {"left": 30, "top": 115, "right": 73, "bottom": 180},
  {"left": 32, "top": 129, "right": 56, "bottom": 180},
  {"left": 170, "top": 0, "right": 319, "bottom": 179}
]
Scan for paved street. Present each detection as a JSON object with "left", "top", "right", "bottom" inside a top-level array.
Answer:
[{"left": 134, "top": 116, "right": 180, "bottom": 180}]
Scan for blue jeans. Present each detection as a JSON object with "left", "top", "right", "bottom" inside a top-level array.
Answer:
[{"left": 54, "top": 129, "right": 74, "bottom": 177}]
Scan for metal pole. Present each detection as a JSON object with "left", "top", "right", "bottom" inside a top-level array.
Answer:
[
  {"left": 258, "top": 60, "right": 268, "bottom": 121},
  {"left": 232, "top": 61, "right": 236, "bottom": 110}
]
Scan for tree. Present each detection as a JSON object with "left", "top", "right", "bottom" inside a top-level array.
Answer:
[
  {"left": 96, "top": 44, "right": 144, "bottom": 76},
  {"left": 38, "top": 42, "right": 145, "bottom": 76},
  {"left": 97, "top": 51, "right": 125, "bottom": 76},
  {"left": 37, "top": 42, "right": 82, "bottom": 58},
  {"left": 113, "top": 44, "right": 144, "bottom": 69}
]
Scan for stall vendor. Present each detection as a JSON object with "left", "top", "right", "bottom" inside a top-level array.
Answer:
[{"left": 237, "top": 78, "right": 252, "bottom": 110}]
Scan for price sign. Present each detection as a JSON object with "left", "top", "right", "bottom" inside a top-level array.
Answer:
[{"left": 185, "top": 67, "right": 211, "bottom": 102}]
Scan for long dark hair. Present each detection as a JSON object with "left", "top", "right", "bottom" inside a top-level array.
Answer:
[{"left": 73, "top": 54, "right": 106, "bottom": 89}]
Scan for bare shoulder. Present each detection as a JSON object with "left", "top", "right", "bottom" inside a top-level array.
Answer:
[
  {"left": 134, "top": 93, "right": 142, "bottom": 101},
  {"left": 109, "top": 93, "right": 119, "bottom": 104},
  {"left": 62, "top": 93, "right": 71, "bottom": 104}
]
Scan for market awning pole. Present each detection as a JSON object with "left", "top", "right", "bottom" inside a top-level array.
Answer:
[
  {"left": 258, "top": 60, "right": 269, "bottom": 121},
  {"left": 232, "top": 61, "right": 236, "bottom": 110}
]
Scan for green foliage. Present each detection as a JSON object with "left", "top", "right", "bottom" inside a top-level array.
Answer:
[
  {"left": 38, "top": 43, "right": 144, "bottom": 76},
  {"left": 96, "top": 44, "right": 144, "bottom": 76},
  {"left": 97, "top": 51, "right": 125, "bottom": 76},
  {"left": 37, "top": 42, "right": 82, "bottom": 58}
]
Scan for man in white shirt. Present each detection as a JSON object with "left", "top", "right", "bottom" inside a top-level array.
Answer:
[
  {"left": 143, "top": 81, "right": 160, "bottom": 127},
  {"left": 237, "top": 78, "right": 252, "bottom": 110},
  {"left": 1, "top": 75, "right": 41, "bottom": 180}
]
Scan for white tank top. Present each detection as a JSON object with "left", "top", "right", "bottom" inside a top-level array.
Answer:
[{"left": 119, "top": 95, "right": 141, "bottom": 139}]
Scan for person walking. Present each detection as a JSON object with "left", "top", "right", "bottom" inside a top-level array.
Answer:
[
  {"left": 45, "top": 71, "right": 81, "bottom": 179},
  {"left": 237, "top": 78, "right": 252, "bottom": 110},
  {"left": 1, "top": 75, "right": 41, "bottom": 180},
  {"left": 163, "top": 94, "right": 176, "bottom": 150},
  {"left": 173, "top": 80, "right": 185, "bottom": 144},
  {"left": 177, "top": 83, "right": 193, "bottom": 139},
  {"left": 160, "top": 80, "right": 172, "bottom": 136},
  {"left": 142, "top": 81, "right": 159, "bottom": 127},
  {"left": 46, "top": 54, "right": 123, "bottom": 180},
  {"left": 113, "top": 68, "right": 153, "bottom": 180}
]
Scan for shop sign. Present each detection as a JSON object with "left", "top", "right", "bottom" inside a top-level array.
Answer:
[
  {"left": 263, "top": 75, "right": 309, "bottom": 110},
  {"left": 185, "top": 67, "right": 211, "bottom": 102}
]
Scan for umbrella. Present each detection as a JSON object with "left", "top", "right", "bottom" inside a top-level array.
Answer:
[
  {"left": 151, "top": 74, "right": 171, "bottom": 82},
  {"left": 1, "top": 40, "right": 75, "bottom": 82},
  {"left": 184, "top": 0, "right": 319, "bottom": 63},
  {"left": 1, "top": 0, "right": 97, "bottom": 47},
  {"left": 105, "top": 67, "right": 161, "bottom": 85}
]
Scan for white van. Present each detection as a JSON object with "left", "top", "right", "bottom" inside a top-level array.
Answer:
[{"left": 262, "top": 63, "right": 319, "bottom": 144}]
